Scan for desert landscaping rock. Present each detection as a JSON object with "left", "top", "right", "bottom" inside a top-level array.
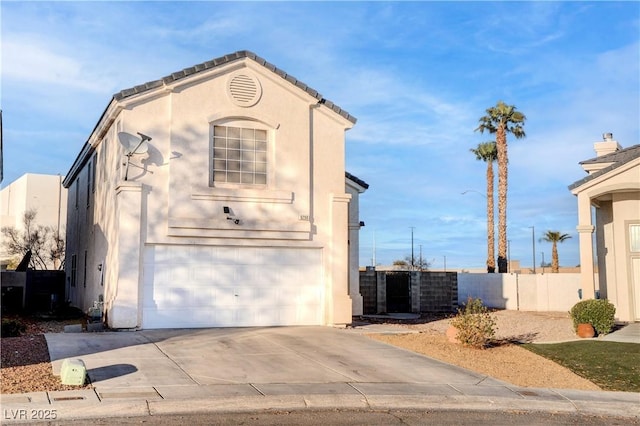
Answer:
[{"left": 364, "top": 310, "right": 601, "bottom": 391}]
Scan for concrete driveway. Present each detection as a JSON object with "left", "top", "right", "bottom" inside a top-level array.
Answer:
[
  {"left": 2, "top": 326, "right": 633, "bottom": 423},
  {"left": 46, "top": 326, "right": 503, "bottom": 395}
]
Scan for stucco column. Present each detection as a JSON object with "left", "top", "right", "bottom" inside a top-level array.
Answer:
[
  {"left": 576, "top": 192, "right": 596, "bottom": 299},
  {"left": 348, "top": 223, "right": 364, "bottom": 315},
  {"left": 330, "top": 193, "right": 352, "bottom": 325},
  {"left": 108, "top": 182, "right": 143, "bottom": 329}
]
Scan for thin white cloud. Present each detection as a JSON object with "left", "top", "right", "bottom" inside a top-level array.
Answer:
[{"left": 2, "top": 35, "right": 115, "bottom": 93}]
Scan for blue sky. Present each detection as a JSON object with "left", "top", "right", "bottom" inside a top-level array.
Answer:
[{"left": 2, "top": 2, "right": 639, "bottom": 270}]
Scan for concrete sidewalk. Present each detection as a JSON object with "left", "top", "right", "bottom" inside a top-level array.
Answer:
[
  {"left": 1, "top": 326, "right": 638, "bottom": 423},
  {"left": 600, "top": 322, "right": 640, "bottom": 343}
]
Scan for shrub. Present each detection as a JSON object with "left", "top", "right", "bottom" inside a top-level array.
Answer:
[
  {"left": 1, "top": 319, "right": 26, "bottom": 337},
  {"left": 570, "top": 299, "right": 616, "bottom": 335},
  {"left": 450, "top": 297, "right": 496, "bottom": 349}
]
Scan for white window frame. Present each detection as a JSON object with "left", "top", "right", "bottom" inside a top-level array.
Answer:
[{"left": 209, "top": 120, "right": 272, "bottom": 188}]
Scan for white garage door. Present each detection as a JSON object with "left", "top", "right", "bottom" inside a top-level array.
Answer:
[{"left": 142, "top": 245, "right": 324, "bottom": 329}]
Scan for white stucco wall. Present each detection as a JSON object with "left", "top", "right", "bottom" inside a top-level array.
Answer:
[
  {"left": 1, "top": 174, "right": 67, "bottom": 267},
  {"left": 1, "top": 173, "right": 66, "bottom": 232},
  {"left": 458, "top": 273, "right": 593, "bottom": 313}
]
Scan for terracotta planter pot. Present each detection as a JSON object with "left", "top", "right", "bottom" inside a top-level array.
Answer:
[{"left": 577, "top": 323, "right": 595, "bottom": 338}]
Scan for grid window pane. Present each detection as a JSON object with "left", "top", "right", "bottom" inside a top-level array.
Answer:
[
  {"left": 241, "top": 139, "right": 256, "bottom": 150},
  {"left": 631, "top": 225, "right": 640, "bottom": 252},
  {"left": 212, "top": 125, "right": 268, "bottom": 185},
  {"left": 228, "top": 127, "right": 241, "bottom": 138},
  {"left": 227, "top": 149, "right": 241, "bottom": 160},
  {"left": 255, "top": 129, "right": 267, "bottom": 140},
  {"left": 228, "top": 138, "right": 240, "bottom": 149}
]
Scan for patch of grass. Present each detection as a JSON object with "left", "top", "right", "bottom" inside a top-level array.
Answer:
[{"left": 523, "top": 341, "right": 640, "bottom": 392}]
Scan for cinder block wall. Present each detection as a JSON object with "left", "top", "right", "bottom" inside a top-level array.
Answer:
[
  {"left": 420, "top": 272, "right": 458, "bottom": 313},
  {"left": 359, "top": 270, "right": 457, "bottom": 315},
  {"left": 359, "top": 267, "right": 377, "bottom": 314}
]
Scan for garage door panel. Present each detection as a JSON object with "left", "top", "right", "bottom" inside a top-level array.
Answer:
[
  {"left": 192, "top": 267, "right": 214, "bottom": 283},
  {"left": 142, "top": 245, "right": 323, "bottom": 329},
  {"left": 210, "top": 247, "right": 238, "bottom": 264},
  {"left": 145, "top": 309, "right": 214, "bottom": 329},
  {"left": 213, "top": 309, "right": 236, "bottom": 326}
]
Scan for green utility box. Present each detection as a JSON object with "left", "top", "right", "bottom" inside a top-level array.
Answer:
[{"left": 60, "top": 359, "right": 86, "bottom": 385}]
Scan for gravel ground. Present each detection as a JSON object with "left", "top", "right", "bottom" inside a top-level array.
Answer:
[
  {"left": 1, "top": 310, "right": 598, "bottom": 395},
  {"left": 361, "top": 310, "right": 601, "bottom": 391},
  {"left": 1, "top": 316, "right": 92, "bottom": 394}
]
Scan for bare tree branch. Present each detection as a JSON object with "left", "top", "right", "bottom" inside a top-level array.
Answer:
[{"left": 1, "top": 209, "right": 65, "bottom": 270}]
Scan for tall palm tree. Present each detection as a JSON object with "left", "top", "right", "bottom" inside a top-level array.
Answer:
[
  {"left": 475, "top": 101, "right": 526, "bottom": 273},
  {"left": 470, "top": 141, "right": 497, "bottom": 273},
  {"left": 541, "top": 231, "right": 571, "bottom": 273}
]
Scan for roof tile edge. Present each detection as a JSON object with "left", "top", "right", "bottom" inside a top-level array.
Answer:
[{"left": 111, "top": 50, "right": 355, "bottom": 123}]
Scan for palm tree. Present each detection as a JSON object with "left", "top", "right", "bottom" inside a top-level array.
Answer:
[
  {"left": 541, "top": 231, "right": 571, "bottom": 273},
  {"left": 475, "top": 101, "right": 526, "bottom": 273},
  {"left": 470, "top": 141, "right": 497, "bottom": 273}
]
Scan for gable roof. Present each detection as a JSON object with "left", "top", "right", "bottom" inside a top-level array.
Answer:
[
  {"left": 64, "top": 50, "right": 356, "bottom": 187},
  {"left": 114, "top": 50, "right": 356, "bottom": 124},
  {"left": 579, "top": 144, "right": 640, "bottom": 165},
  {"left": 568, "top": 144, "right": 640, "bottom": 190},
  {"left": 345, "top": 171, "right": 369, "bottom": 190}
]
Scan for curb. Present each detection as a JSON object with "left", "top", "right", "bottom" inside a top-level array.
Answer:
[{"left": 2, "top": 389, "right": 639, "bottom": 423}]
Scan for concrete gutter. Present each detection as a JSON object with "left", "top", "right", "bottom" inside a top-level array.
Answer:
[{"left": 2, "top": 385, "right": 639, "bottom": 423}]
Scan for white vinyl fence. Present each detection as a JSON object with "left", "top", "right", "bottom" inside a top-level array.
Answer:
[{"left": 457, "top": 273, "right": 597, "bottom": 312}]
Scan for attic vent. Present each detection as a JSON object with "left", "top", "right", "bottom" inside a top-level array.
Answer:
[{"left": 227, "top": 73, "right": 262, "bottom": 107}]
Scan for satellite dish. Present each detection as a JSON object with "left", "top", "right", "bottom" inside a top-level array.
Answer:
[
  {"left": 118, "top": 132, "right": 149, "bottom": 155},
  {"left": 118, "top": 132, "right": 152, "bottom": 180}
]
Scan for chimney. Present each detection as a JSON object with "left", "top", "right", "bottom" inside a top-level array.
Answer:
[{"left": 594, "top": 132, "right": 621, "bottom": 157}]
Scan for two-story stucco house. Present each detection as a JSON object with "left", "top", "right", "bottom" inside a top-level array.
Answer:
[
  {"left": 569, "top": 133, "right": 640, "bottom": 323},
  {"left": 63, "top": 51, "right": 367, "bottom": 329}
]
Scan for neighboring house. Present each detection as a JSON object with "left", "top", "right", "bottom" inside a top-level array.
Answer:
[
  {"left": 0, "top": 173, "right": 67, "bottom": 269},
  {"left": 63, "top": 50, "right": 368, "bottom": 329},
  {"left": 569, "top": 133, "right": 640, "bottom": 323}
]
